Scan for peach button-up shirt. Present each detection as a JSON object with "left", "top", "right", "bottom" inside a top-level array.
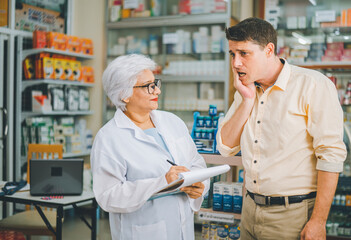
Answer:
[{"left": 217, "top": 60, "right": 346, "bottom": 196}]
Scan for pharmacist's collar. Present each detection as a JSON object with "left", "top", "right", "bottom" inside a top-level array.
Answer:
[{"left": 114, "top": 108, "right": 160, "bottom": 130}]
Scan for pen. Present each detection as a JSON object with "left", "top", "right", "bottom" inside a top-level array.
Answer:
[{"left": 167, "top": 159, "right": 178, "bottom": 166}]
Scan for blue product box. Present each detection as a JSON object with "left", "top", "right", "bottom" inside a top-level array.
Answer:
[
  {"left": 233, "top": 182, "right": 243, "bottom": 213},
  {"left": 212, "top": 182, "right": 223, "bottom": 211},
  {"left": 223, "top": 183, "right": 233, "bottom": 212}
]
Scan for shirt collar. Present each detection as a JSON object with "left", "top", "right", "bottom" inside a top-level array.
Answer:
[
  {"left": 254, "top": 58, "right": 290, "bottom": 92},
  {"left": 273, "top": 58, "right": 291, "bottom": 91},
  {"left": 114, "top": 108, "right": 160, "bottom": 130}
]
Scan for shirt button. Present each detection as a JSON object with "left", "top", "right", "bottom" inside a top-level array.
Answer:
[
  {"left": 261, "top": 101, "right": 264, "bottom": 104},
  {"left": 255, "top": 140, "right": 258, "bottom": 143},
  {"left": 254, "top": 180, "right": 257, "bottom": 184},
  {"left": 254, "top": 160, "right": 257, "bottom": 163},
  {"left": 257, "top": 120, "right": 261, "bottom": 124}
]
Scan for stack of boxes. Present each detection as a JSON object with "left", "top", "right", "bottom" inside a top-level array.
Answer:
[
  {"left": 213, "top": 182, "right": 243, "bottom": 214},
  {"left": 21, "top": 116, "right": 92, "bottom": 156}
]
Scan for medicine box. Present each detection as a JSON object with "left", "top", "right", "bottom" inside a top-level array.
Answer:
[
  {"left": 233, "top": 182, "right": 243, "bottom": 213},
  {"left": 213, "top": 182, "right": 224, "bottom": 211},
  {"left": 223, "top": 183, "right": 234, "bottom": 212}
]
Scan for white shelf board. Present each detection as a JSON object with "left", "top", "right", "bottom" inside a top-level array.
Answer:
[
  {"left": 201, "top": 154, "right": 242, "bottom": 166},
  {"left": 159, "top": 75, "right": 225, "bottom": 83},
  {"left": 195, "top": 208, "right": 240, "bottom": 223},
  {"left": 63, "top": 151, "right": 91, "bottom": 158},
  {"left": 22, "top": 48, "right": 94, "bottom": 60},
  {"left": 107, "top": 13, "right": 228, "bottom": 29},
  {"left": 297, "top": 61, "right": 351, "bottom": 68},
  {"left": 22, "top": 79, "right": 94, "bottom": 91},
  {"left": 22, "top": 110, "right": 94, "bottom": 119}
]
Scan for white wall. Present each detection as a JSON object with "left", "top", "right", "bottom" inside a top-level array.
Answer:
[{"left": 72, "top": 0, "right": 106, "bottom": 137}]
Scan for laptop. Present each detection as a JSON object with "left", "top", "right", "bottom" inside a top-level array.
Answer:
[{"left": 30, "top": 159, "right": 84, "bottom": 196}]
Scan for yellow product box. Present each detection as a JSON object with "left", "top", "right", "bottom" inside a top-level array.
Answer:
[
  {"left": 64, "top": 60, "right": 73, "bottom": 81},
  {"left": 53, "top": 58, "right": 64, "bottom": 80},
  {"left": 23, "top": 57, "right": 35, "bottom": 79},
  {"left": 71, "top": 61, "right": 82, "bottom": 81},
  {"left": 42, "top": 57, "right": 55, "bottom": 79}
]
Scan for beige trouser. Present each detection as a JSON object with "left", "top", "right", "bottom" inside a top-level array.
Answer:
[{"left": 240, "top": 192, "right": 315, "bottom": 240}]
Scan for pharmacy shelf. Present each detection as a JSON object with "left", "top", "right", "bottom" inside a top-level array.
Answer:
[
  {"left": 22, "top": 79, "right": 94, "bottom": 91},
  {"left": 195, "top": 208, "right": 241, "bottom": 224},
  {"left": 22, "top": 110, "right": 94, "bottom": 119},
  {"left": 107, "top": 13, "right": 228, "bottom": 29},
  {"left": 159, "top": 75, "right": 225, "bottom": 83},
  {"left": 20, "top": 151, "right": 91, "bottom": 164},
  {"left": 63, "top": 151, "right": 91, "bottom": 158},
  {"left": 201, "top": 154, "right": 243, "bottom": 167},
  {"left": 297, "top": 61, "right": 351, "bottom": 69},
  {"left": 22, "top": 48, "right": 94, "bottom": 60}
]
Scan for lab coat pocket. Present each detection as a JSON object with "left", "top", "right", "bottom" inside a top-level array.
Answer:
[{"left": 132, "top": 220, "right": 167, "bottom": 240}]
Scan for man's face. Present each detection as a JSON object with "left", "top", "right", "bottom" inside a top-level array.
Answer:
[{"left": 228, "top": 40, "right": 268, "bottom": 86}]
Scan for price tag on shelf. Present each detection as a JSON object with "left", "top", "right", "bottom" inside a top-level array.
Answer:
[
  {"left": 162, "top": 33, "right": 179, "bottom": 44},
  {"left": 197, "top": 210, "right": 235, "bottom": 223}
]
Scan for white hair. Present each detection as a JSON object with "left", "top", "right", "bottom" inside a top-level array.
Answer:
[{"left": 102, "top": 54, "right": 157, "bottom": 111}]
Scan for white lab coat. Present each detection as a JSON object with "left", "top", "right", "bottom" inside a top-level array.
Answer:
[{"left": 91, "top": 108, "right": 210, "bottom": 240}]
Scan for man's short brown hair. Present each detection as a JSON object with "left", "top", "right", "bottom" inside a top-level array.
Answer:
[{"left": 225, "top": 17, "right": 278, "bottom": 55}]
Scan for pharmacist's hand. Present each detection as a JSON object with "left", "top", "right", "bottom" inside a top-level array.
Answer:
[
  {"left": 300, "top": 218, "right": 326, "bottom": 240},
  {"left": 232, "top": 68, "right": 256, "bottom": 99},
  {"left": 181, "top": 182, "right": 205, "bottom": 199},
  {"left": 165, "top": 166, "right": 189, "bottom": 184}
]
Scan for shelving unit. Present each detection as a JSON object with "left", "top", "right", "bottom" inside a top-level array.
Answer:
[
  {"left": 15, "top": 39, "right": 95, "bottom": 177},
  {"left": 104, "top": 0, "right": 238, "bottom": 125}
]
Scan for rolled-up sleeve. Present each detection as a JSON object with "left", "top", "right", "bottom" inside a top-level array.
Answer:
[
  {"left": 216, "top": 92, "right": 242, "bottom": 157},
  {"left": 307, "top": 78, "right": 347, "bottom": 172}
]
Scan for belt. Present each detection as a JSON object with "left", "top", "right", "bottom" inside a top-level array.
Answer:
[{"left": 247, "top": 191, "right": 316, "bottom": 206}]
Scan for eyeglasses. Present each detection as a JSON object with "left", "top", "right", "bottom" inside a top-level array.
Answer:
[{"left": 133, "top": 79, "right": 162, "bottom": 94}]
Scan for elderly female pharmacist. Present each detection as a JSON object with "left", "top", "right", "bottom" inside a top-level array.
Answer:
[{"left": 91, "top": 54, "right": 209, "bottom": 240}]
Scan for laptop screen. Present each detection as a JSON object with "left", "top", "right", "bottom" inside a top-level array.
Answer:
[{"left": 30, "top": 159, "right": 84, "bottom": 196}]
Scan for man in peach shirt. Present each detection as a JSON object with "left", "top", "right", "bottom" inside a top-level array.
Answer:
[{"left": 217, "top": 18, "right": 346, "bottom": 240}]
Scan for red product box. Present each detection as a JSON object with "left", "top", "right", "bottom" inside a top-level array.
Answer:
[
  {"left": 341, "top": 55, "right": 351, "bottom": 61},
  {"left": 343, "top": 49, "right": 351, "bottom": 57},
  {"left": 324, "top": 49, "right": 343, "bottom": 57},
  {"left": 33, "top": 30, "right": 47, "bottom": 48},
  {"left": 322, "top": 55, "right": 340, "bottom": 62},
  {"left": 179, "top": 0, "right": 191, "bottom": 14},
  {"left": 327, "top": 42, "right": 344, "bottom": 51}
]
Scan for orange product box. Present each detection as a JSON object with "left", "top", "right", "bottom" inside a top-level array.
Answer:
[
  {"left": 81, "top": 66, "right": 95, "bottom": 83},
  {"left": 63, "top": 60, "right": 73, "bottom": 80},
  {"left": 347, "top": 9, "right": 351, "bottom": 26},
  {"left": 67, "top": 36, "right": 82, "bottom": 53},
  {"left": 71, "top": 61, "right": 82, "bottom": 81},
  {"left": 42, "top": 57, "right": 55, "bottom": 79},
  {"left": 33, "top": 30, "right": 46, "bottom": 48},
  {"left": 35, "top": 53, "right": 50, "bottom": 79},
  {"left": 342, "top": 9, "right": 347, "bottom": 26},
  {"left": 346, "top": 195, "right": 351, "bottom": 206},
  {"left": 47, "top": 32, "right": 67, "bottom": 51},
  {"left": 53, "top": 58, "right": 65, "bottom": 80},
  {"left": 80, "top": 38, "right": 93, "bottom": 55},
  {"left": 23, "top": 57, "right": 35, "bottom": 79},
  {"left": 0, "top": 0, "right": 8, "bottom": 27}
]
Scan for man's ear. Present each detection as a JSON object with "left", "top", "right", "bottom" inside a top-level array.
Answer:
[{"left": 265, "top": 42, "right": 275, "bottom": 57}]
